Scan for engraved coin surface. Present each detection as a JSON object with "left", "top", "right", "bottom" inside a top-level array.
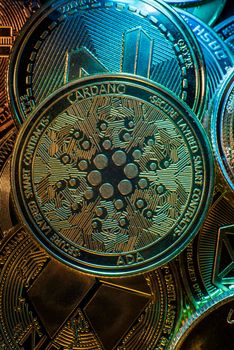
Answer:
[
  {"left": 12, "top": 74, "right": 214, "bottom": 276},
  {"left": 177, "top": 10, "right": 233, "bottom": 104},
  {"left": 0, "top": 0, "right": 40, "bottom": 137},
  {"left": 211, "top": 69, "right": 234, "bottom": 191},
  {"left": 179, "top": 191, "right": 234, "bottom": 308},
  {"left": 169, "top": 291, "right": 234, "bottom": 350},
  {"left": 215, "top": 16, "right": 234, "bottom": 55},
  {"left": 9, "top": 0, "right": 206, "bottom": 124},
  {"left": 0, "top": 225, "right": 182, "bottom": 350}
]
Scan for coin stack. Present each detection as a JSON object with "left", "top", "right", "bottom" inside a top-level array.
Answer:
[{"left": 0, "top": 0, "right": 233, "bottom": 349}]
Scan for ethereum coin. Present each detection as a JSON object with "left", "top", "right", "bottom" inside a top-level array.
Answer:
[
  {"left": 12, "top": 74, "right": 214, "bottom": 276},
  {"left": 9, "top": 0, "right": 206, "bottom": 124},
  {"left": 0, "top": 225, "right": 182, "bottom": 350}
]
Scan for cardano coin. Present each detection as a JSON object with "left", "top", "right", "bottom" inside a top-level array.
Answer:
[
  {"left": 169, "top": 291, "right": 234, "bottom": 350},
  {"left": 9, "top": 0, "right": 206, "bottom": 124},
  {"left": 179, "top": 190, "right": 234, "bottom": 309},
  {"left": 169, "top": 0, "right": 227, "bottom": 26},
  {"left": 12, "top": 74, "right": 214, "bottom": 276},
  {"left": 211, "top": 69, "right": 234, "bottom": 192},
  {"left": 177, "top": 10, "right": 233, "bottom": 105},
  {"left": 0, "top": 0, "right": 40, "bottom": 137},
  {"left": 215, "top": 16, "right": 234, "bottom": 56},
  {"left": 0, "top": 225, "right": 182, "bottom": 350}
]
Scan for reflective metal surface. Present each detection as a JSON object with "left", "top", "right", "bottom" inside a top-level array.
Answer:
[
  {"left": 11, "top": 74, "right": 214, "bottom": 276},
  {"left": 215, "top": 16, "right": 234, "bottom": 55},
  {"left": 9, "top": 0, "right": 206, "bottom": 124}
]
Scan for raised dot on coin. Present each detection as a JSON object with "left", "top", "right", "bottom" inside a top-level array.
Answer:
[
  {"left": 84, "top": 189, "right": 94, "bottom": 200},
  {"left": 123, "top": 132, "right": 131, "bottom": 142},
  {"left": 118, "top": 179, "right": 133, "bottom": 195},
  {"left": 138, "top": 178, "right": 148, "bottom": 189},
  {"left": 150, "top": 162, "right": 157, "bottom": 171},
  {"left": 96, "top": 207, "right": 103, "bottom": 216},
  {"left": 61, "top": 154, "right": 70, "bottom": 164},
  {"left": 69, "top": 178, "right": 77, "bottom": 187},
  {"left": 99, "top": 183, "right": 114, "bottom": 199},
  {"left": 157, "top": 185, "right": 164, "bottom": 194},
  {"left": 74, "top": 131, "right": 80, "bottom": 139},
  {"left": 147, "top": 138, "right": 154, "bottom": 146},
  {"left": 56, "top": 181, "right": 63, "bottom": 189},
  {"left": 119, "top": 218, "right": 126, "bottom": 227},
  {"left": 124, "top": 163, "right": 139, "bottom": 179},
  {"left": 164, "top": 160, "right": 170, "bottom": 168},
  {"left": 136, "top": 199, "right": 144, "bottom": 208},
  {"left": 71, "top": 202, "right": 79, "bottom": 211},
  {"left": 112, "top": 150, "right": 127, "bottom": 166},
  {"left": 102, "top": 139, "right": 112, "bottom": 150},
  {"left": 115, "top": 199, "right": 124, "bottom": 210},
  {"left": 82, "top": 140, "right": 91, "bottom": 150},
  {"left": 133, "top": 149, "right": 142, "bottom": 160},
  {"left": 94, "top": 154, "right": 108, "bottom": 169},
  {"left": 128, "top": 120, "right": 134, "bottom": 128},
  {"left": 78, "top": 160, "right": 88, "bottom": 171},
  {"left": 92, "top": 221, "right": 98, "bottom": 229},
  {"left": 87, "top": 170, "right": 102, "bottom": 186},
  {"left": 146, "top": 210, "right": 153, "bottom": 218},
  {"left": 100, "top": 122, "right": 107, "bottom": 131}
]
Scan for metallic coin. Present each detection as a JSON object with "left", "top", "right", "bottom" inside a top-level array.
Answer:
[
  {"left": 215, "top": 16, "right": 234, "bottom": 56},
  {"left": 169, "top": 291, "right": 234, "bottom": 349},
  {"left": 9, "top": 0, "right": 206, "bottom": 124},
  {"left": 0, "top": 224, "right": 182, "bottom": 350},
  {"left": 0, "top": 127, "right": 18, "bottom": 239},
  {"left": 12, "top": 74, "right": 214, "bottom": 276},
  {"left": 0, "top": 0, "right": 41, "bottom": 138},
  {"left": 211, "top": 69, "right": 234, "bottom": 192},
  {"left": 171, "top": 0, "right": 227, "bottom": 26},
  {"left": 177, "top": 10, "right": 233, "bottom": 108},
  {"left": 179, "top": 190, "right": 234, "bottom": 308}
]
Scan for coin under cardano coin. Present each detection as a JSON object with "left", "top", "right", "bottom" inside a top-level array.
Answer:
[
  {"left": 9, "top": 0, "right": 206, "bottom": 124},
  {"left": 177, "top": 10, "right": 233, "bottom": 107},
  {"left": 0, "top": 0, "right": 41, "bottom": 138},
  {"left": 211, "top": 69, "right": 234, "bottom": 192},
  {"left": 179, "top": 190, "right": 234, "bottom": 309},
  {"left": 0, "top": 127, "right": 18, "bottom": 239},
  {"left": 169, "top": 291, "right": 234, "bottom": 350},
  {"left": 12, "top": 74, "right": 214, "bottom": 276},
  {"left": 171, "top": 0, "right": 227, "bottom": 26},
  {"left": 214, "top": 16, "right": 234, "bottom": 55},
  {"left": 0, "top": 224, "right": 182, "bottom": 350}
]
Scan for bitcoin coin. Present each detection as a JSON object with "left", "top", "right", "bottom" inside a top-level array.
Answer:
[
  {"left": 9, "top": 0, "right": 206, "bottom": 124},
  {"left": 215, "top": 16, "right": 234, "bottom": 55},
  {"left": 177, "top": 10, "right": 233, "bottom": 107},
  {"left": 12, "top": 74, "right": 214, "bottom": 276},
  {"left": 169, "top": 291, "right": 234, "bottom": 349},
  {"left": 0, "top": 0, "right": 41, "bottom": 138},
  {"left": 171, "top": 0, "right": 227, "bottom": 26},
  {"left": 0, "top": 224, "right": 182, "bottom": 350},
  {"left": 179, "top": 190, "right": 234, "bottom": 308},
  {"left": 0, "top": 127, "right": 18, "bottom": 239},
  {"left": 211, "top": 69, "right": 234, "bottom": 192}
]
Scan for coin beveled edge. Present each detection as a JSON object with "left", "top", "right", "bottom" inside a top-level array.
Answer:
[
  {"left": 211, "top": 68, "right": 234, "bottom": 192},
  {"left": 11, "top": 73, "right": 214, "bottom": 277}
]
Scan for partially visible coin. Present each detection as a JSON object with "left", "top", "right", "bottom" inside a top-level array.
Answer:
[
  {"left": 12, "top": 74, "right": 214, "bottom": 276},
  {"left": 0, "top": 127, "right": 18, "bottom": 240},
  {"left": 215, "top": 16, "right": 234, "bottom": 56},
  {"left": 9, "top": 0, "right": 206, "bottom": 124},
  {"left": 211, "top": 69, "right": 234, "bottom": 192},
  {"left": 177, "top": 10, "right": 233, "bottom": 108},
  {"left": 169, "top": 291, "right": 234, "bottom": 350},
  {"left": 169, "top": 0, "right": 227, "bottom": 26},
  {"left": 0, "top": 0, "right": 41, "bottom": 138},
  {"left": 0, "top": 224, "right": 182, "bottom": 350},
  {"left": 179, "top": 190, "right": 234, "bottom": 308}
]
